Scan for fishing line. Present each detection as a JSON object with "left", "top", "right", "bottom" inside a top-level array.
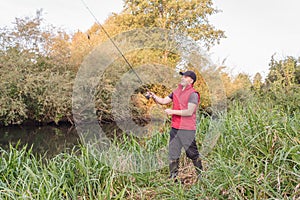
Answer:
[{"left": 80, "top": 0, "right": 144, "bottom": 85}]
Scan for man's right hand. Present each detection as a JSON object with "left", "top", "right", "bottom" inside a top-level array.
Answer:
[{"left": 145, "top": 91, "right": 155, "bottom": 99}]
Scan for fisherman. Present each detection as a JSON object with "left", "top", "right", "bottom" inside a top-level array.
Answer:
[{"left": 147, "top": 70, "right": 203, "bottom": 181}]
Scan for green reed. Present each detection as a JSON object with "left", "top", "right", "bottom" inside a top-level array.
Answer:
[{"left": 0, "top": 96, "right": 299, "bottom": 199}]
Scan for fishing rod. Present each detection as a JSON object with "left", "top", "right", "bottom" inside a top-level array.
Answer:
[
  {"left": 80, "top": 0, "right": 172, "bottom": 124},
  {"left": 80, "top": 0, "right": 145, "bottom": 86}
]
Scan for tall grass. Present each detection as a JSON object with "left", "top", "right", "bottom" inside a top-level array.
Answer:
[
  {"left": 201, "top": 98, "right": 300, "bottom": 199},
  {"left": 0, "top": 96, "right": 299, "bottom": 199}
]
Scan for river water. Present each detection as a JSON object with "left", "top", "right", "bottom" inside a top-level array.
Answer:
[
  {"left": 0, "top": 120, "right": 166, "bottom": 158},
  {"left": 0, "top": 124, "right": 80, "bottom": 157}
]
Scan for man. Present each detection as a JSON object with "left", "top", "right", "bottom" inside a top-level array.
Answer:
[{"left": 147, "top": 70, "right": 203, "bottom": 181}]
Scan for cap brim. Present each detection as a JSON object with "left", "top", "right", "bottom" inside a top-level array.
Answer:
[{"left": 179, "top": 72, "right": 184, "bottom": 75}]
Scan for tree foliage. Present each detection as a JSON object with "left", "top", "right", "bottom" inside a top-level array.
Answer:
[
  {"left": 266, "top": 55, "right": 300, "bottom": 87},
  {"left": 114, "top": 0, "right": 225, "bottom": 49},
  {"left": 0, "top": 10, "right": 74, "bottom": 125},
  {"left": 253, "top": 72, "right": 262, "bottom": 91},
  {"left": 263, "top": 55, "right": 300, "bottom": 115}
]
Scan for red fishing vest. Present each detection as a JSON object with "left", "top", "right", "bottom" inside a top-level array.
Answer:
[{"left": 171, "top": 84, "right": 200, "bottom": 130}]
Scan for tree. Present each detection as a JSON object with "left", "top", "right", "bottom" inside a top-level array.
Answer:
[
  {"left": 266, "top": 55, "right": 298, "bottom": 87},
  {"left": 263, "top": 55, "right": 300, "bottom": 115},
  {"left": 229, "top": 73, "right": 252, "bottom": 100},
  {"left": 253, "top": 72, "right": 262, "bottom": 91},
  {"left": 70, "top": 30, "right": 92, "bottom": 69},
  {"left": 234, "top": 73, "right": 252, "bottom": 89},
  {"left": 114, "top": 0, "right": 225, "bottom": 49},
  {"left": 0, "top": 11, "right": 74, "bottom": 125}
]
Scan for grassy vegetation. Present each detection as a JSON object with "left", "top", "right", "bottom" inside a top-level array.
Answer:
[{"left": 0, "top": 96, "right": 299, "bottom": 199}]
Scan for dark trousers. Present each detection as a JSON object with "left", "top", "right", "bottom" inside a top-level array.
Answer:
[{"left": 169, "top": 128, "right": 200, "bottom": 161}]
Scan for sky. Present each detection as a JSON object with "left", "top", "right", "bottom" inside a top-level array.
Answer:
[
  {"left": 1, "top": 0, "right": 300, "bottom": 79},
  {"left": 210, "top": 0, "right": 300, "bottom": 78}
]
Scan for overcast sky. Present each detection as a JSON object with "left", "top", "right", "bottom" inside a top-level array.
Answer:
[
  {"left": 210, "top": 0, "right": 300, "bottom": 78},
  {"left": 1, "top": 0, "right": 300, "bottom": 78}
]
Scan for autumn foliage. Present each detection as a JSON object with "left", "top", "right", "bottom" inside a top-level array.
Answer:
[{"left": 0, "top": 3, "right": 299, "bottom": 126}]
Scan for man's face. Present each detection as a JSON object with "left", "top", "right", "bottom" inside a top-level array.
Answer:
[{"left": 180, "top": 75, "right": 193, "bottom": 87}]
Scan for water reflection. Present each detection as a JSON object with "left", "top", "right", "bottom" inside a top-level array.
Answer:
[
  {"left": 0, "top": 125, "right": 80, "bottom": 158},
  {"left": 0, "top": 121, "right": 167, "bottom": 158}
]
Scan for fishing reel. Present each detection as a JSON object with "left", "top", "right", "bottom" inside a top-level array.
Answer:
[
  {"left": 145, "top": 93, "right": 151, "bottom": 100},
  {"left": 145, "top": 91, "right": 154, "bottom": 100}
]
